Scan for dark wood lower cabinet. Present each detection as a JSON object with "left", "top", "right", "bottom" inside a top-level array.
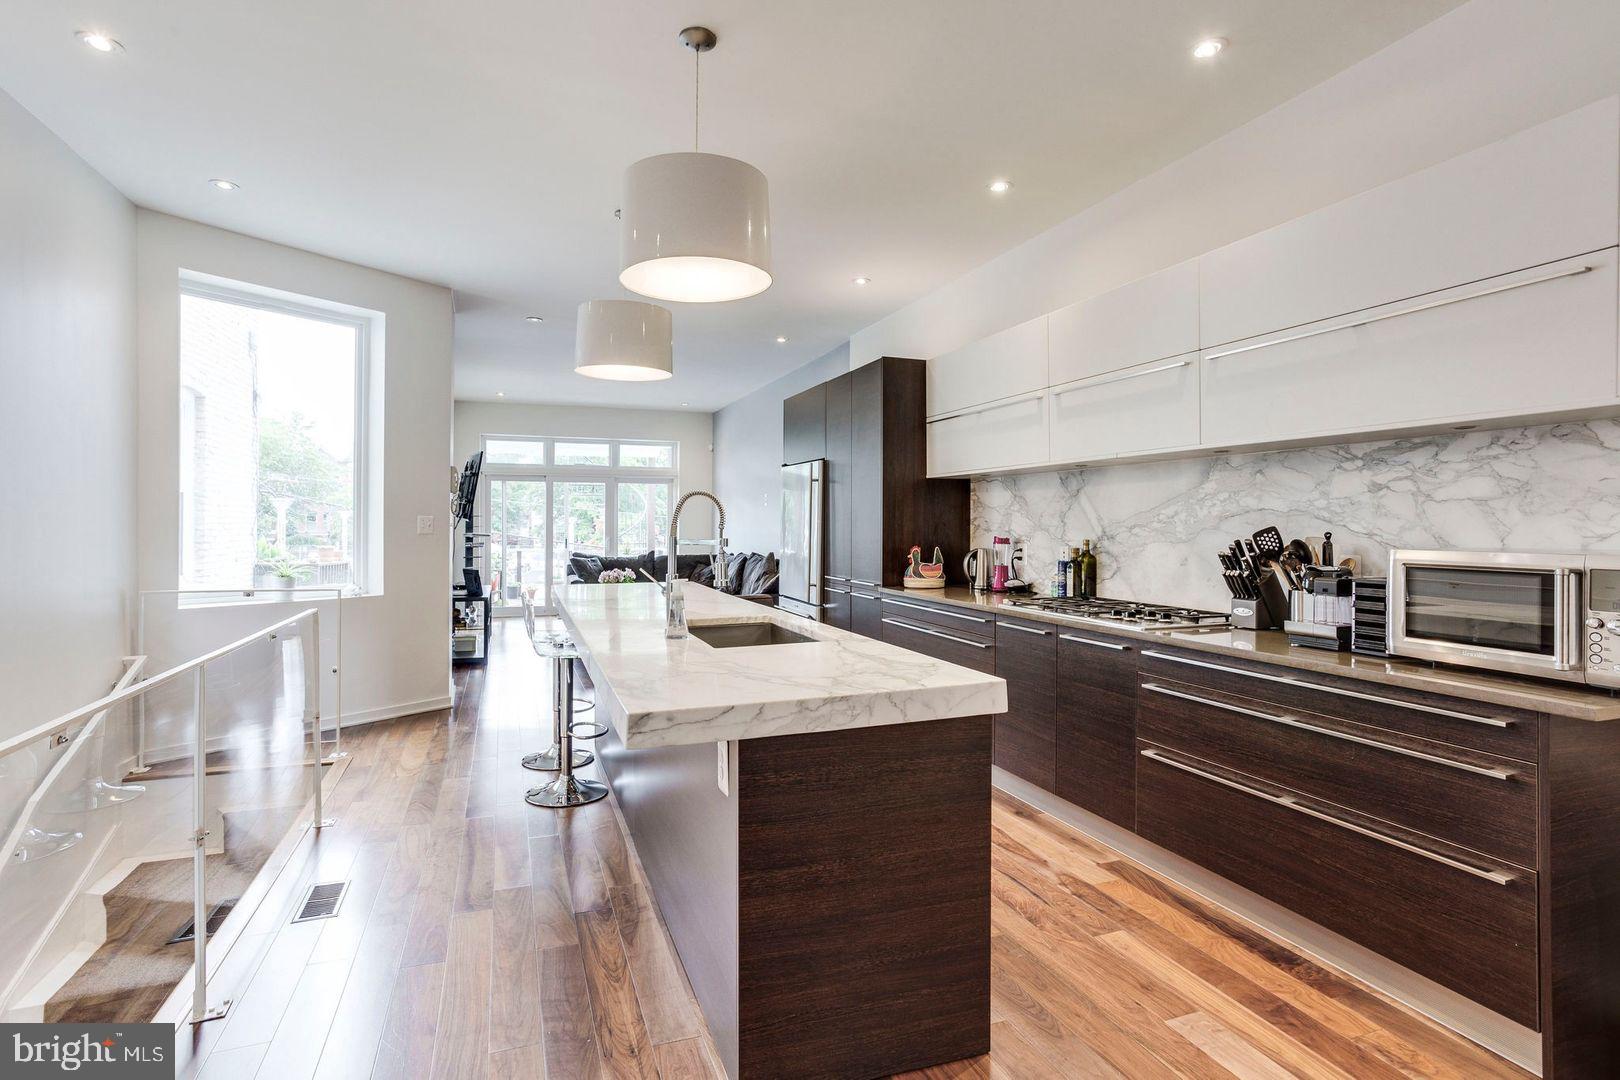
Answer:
[
  {"left": 992, "top": 616, "right": 1056, "bottom": 790},
  {"left": 1054, "top": 628, "right": 1139, "bottom": 828},
  {"left": 820, "top": 582, "right": 852, "bottom": 631},
  {"left": 880, "top": 614, "right": 995, "bottom": 674},
  {"left": 850, "top": 589, "right": 884, "bottom": 639}
]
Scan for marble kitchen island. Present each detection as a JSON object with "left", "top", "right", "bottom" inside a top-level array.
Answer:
[{"left": 556, "top": 581, "right": 1007, "bottom": 1080}]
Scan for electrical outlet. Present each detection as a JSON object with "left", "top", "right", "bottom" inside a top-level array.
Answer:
[
  {"left": 416, "top": 515, "right": 434, "bottom": 535},
  {"left": 717, "top": 741, "right": 730, "bottom": 795}
]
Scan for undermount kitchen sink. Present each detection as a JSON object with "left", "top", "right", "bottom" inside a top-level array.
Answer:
[{"left": 689, "top": 621, "right": 816, "bottom": 648}]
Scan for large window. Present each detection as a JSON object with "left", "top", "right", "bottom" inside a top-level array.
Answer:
[
  {"left": 178, "top": 280, "right": 372, "bottom": 593},
  {"left": 480, "top": 437, "right": 678, "bottom": 611}
]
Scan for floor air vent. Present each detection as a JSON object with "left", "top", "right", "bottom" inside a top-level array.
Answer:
[
  {"left": 293, "top": 881, "right": 348, "bottom": 923},
  {"left": 167, "top": 899, "right": 237, "bottom": 945}
]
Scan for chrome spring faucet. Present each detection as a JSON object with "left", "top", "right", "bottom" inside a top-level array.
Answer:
[{"left": 666, "top": 490, "right": 728, "bottom": 638}]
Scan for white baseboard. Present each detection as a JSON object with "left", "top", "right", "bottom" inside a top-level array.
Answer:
[
  {"left": 991, "top": 767, "right": 1543, "bottom": 1077},
  {"left": 336, "top": 695, "right": 452, "bottom": 728}
]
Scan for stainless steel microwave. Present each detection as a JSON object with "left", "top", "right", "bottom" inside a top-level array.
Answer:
[{"left": 1388, "top": 550, "right": 1620, "bottom": 688}]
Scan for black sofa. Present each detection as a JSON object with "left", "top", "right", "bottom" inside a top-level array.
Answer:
[{"left": 566, "top": 549, "right": 778, "bottom": 600}]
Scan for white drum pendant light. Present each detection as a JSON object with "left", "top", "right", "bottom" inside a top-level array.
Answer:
[
  {"left": 619, "top": 27, "right": 771, "bottom": 304},
  {"left": 574, "top": 299, "right": 673, "bottom": 381}
]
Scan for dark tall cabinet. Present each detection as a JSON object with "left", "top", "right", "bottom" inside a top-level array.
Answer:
[{"left": 783, "top": 358, "right": 970, "bottom": 628}]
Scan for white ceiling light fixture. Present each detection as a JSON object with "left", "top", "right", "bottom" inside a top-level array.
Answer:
[
  {"left": 852, "top": 276, "right": 871, "bottom": 286},
  {"left": 775, "top": 335, "right": 788, "bottom": 343},
  {"left": 1192, "top": 37, "right": 1227, "bottom": 59},
  {"left": 575, "top": 299, "right": 674, "bottom": 381},
  {"left": 988, "top": 178, "right": 1013, "bottom": 194},
  {"left": 209, "top": 178, "right": 240, "bottom": 191},
  {"left": 523, "top": 315, "right": 544, "bottom": 323},
  {"left": 76, "top": 30, "right": 123, "bottom": 53},
  {"left": 619, "top": 27, "right": 771, "bottom": 304}
]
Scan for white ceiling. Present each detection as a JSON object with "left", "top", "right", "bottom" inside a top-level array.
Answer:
[{"left": 1, "top": 0, "right": 1462, "bottom": 411}]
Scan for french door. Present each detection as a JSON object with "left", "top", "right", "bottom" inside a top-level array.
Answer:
[{"left": 484, "top": 475, "right": 672, "bottom": 613}]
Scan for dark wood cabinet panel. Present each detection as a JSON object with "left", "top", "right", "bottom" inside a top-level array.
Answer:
[
  {"left": 824, "top": 373, "right": 853, "bottom": 580},
  {"left": 1055, "top": 628, "right": 1139, "bottom": 827},
  {"left": 1138, "top": 645, "right": 1539, "bottom": 763},
  {"left": 880, "top": 615, "right": 996, "bottom": 674},
  {"left": 1136, "top": 742, "right": 1539, "bottom": 1028},
  {"left": 877, "top": 594, "right": 994, "bottom": 639},
  {"left": 849, "top": 360, "right": 886, "bottom": 585},
  {"left": 782, "top": 384, "right": 826, "bottom": 465},
  {"left": 850, "top": 590, "right": 883, "bottom": 639},
  {"left": 993, "top": 616, "right": 1057, "bottom": 789},
  {"left": 820, "top": 583, "right": 852, "bottom": 631},
  {"left": 1137, "top": 676, "right": 1537, "bottom": 868}
]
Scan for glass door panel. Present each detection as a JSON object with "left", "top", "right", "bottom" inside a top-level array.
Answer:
[
  {"left": 550, "top": 482, "right": 607, "bottom": 605},
  {"left": 1402, "top": 566, "right": 1555, "bottom": 654},
  {"left": 488, "top": 479, "right": 548, "bottom": 613},
  {"left": 615, "top": 481, "right": 672, "bottom": 555}
]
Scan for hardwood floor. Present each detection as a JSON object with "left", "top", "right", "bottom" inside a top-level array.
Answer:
[{"left": 157, "top": 618, "right": 1529, "bottom": 1079}]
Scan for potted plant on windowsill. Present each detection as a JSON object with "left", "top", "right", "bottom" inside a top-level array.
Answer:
[{"left": 254, "top": 548, "right": 314, "bottom": 598}]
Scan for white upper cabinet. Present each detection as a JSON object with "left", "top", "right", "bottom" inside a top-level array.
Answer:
[
  {"left": 1048, "top": 260, "right": 1199, "bottom": 385},
  {"left": 925, "top": 315, "right": 1048, "bottom": 419},
  {"left": 1048, "top": 353, "right": 1199, "bottom": 464},
  {"left": 926, "top": 391, "right": 1049, "bottom": 477},
  {"left": 1200, "top": 250, "right": 1619, "bottom": 450},
  {"left": 1199, "top": 96, "right": 1620, "bottom": 350}
]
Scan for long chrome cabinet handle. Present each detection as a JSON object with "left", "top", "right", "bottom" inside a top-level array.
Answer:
[
  {"left": 881, "top": 618, "right": 993, "bottom": 649},
  {"left": 1060, "top": 633, "right": 1130, "bottom": 651},
  {"left": 1139, "top": 650, "right": 1512, "bottom": 728},
  {"left": 825, "top": 574, "right": 850, "bottom": 583},
  {"left": 851, "top": 591, "right": 880, "bottom": 600},
  {"left": 926, "top": 388, "right": 1046, "bottom": 425},
  {"left": 850, "top": 579, "right": 881, "bottom": 588},
  {"left": 1051, "top": 358, "right": 1191, "bottom": 398},
  {"left": 880, "top": 596, "right": 990, "bottom": 623},
  {"left": 1202, "top": 263, "right": 1594, "bottom": 361},
  {"left": 1138, "top": 748, "right": 1517, "bottom": 886},
  {"left": 999, "top": 622, "right": 1051, "bottom": 636},
  {"left": 1140, "top": 682, "right": 1517, "bottom": 781},
  {"left": 822, "top": 585, "right": 850, "bottom": 595}
]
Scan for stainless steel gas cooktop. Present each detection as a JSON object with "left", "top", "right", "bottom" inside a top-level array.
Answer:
[{"left": 1003, "top": 595, "right": 1231, "bottom": 632}]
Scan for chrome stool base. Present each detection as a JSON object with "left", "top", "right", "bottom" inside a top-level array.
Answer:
[
  {"left": 525, "top": 775, "right": 608, "bottom": 808},
  {"left": 569, "top": 720, "right": 610, "bottom": 739},
  {"left": 522, "top": 746, "right": 594, "bottom": 771}
]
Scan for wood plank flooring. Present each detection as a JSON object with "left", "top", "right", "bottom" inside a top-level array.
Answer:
[{"left": 157, "top": 618, "right": 1529, "bottom": 1079}]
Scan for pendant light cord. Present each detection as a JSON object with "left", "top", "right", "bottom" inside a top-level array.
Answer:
[{"left": 693, "top": 48, "right": 701, "bottom": 151}]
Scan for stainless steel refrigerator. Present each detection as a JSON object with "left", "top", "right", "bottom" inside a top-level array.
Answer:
[{"left": 778, "top": 459, "right": 825, "bottom": 620}]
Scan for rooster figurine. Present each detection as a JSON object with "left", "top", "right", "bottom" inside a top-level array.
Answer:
[{"left": 902, "top": 545, "right": 948, "bottom": 589}]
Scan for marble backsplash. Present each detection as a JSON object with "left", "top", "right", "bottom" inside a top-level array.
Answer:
[{"left": 972, "top": 419, "right": 1620, "bottom": 611}]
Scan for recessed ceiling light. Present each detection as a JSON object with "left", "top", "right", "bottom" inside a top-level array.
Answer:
[
  {"left": 524, "top": 315, "right": 544, "bottom": 323},
  {"left": 775, "top": 336, "right": 788, "bottom": 343},
  {"left": 209, "top": 178, "right": 240, "bottom": 191},
  {"left": 852, "top": 276, "right": 871, "bottom": 287},
  {"left": 681, "top": 401, "right": 690, "bottom": 407},
  {"left": 76, "top": 30, "right": 123, "bottom": 53},
  {"left": 1192, "top": 37, "right": 1226, "bottom": 59},
  {"left": 496, "top": 391, "right": 505, "bottom": 397},
  {"left": 988, "top": 178, "right": 1013, "bottom": 195}
]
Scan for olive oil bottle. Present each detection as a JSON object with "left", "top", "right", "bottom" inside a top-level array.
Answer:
[{"left": 1078, "top": 539, "right": 1098, "bottom": 599}]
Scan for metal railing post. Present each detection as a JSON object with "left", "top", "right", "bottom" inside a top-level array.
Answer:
[
  {"left": 190, "top": 664, "right": 208, "bottom": 1024},
  {"left": 310, "top": 611, "right": 332, "bottom": 830},
  {"left": 131, "top": 593, "right": 150, "bottom": 774},
  {"left": 325, "top": 593, "right": 347, "bottom": 762}
]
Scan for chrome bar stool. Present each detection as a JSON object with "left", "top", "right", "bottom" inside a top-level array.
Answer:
[
  {"left": 520, "top": 594, "right": 598, "bottom": 771},
  {"left": 524, "top": 636, "right": 608, "bottom": 809}
]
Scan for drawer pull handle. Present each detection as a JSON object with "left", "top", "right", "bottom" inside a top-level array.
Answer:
[
  {"left": 1139, "top": 748, "right": 1517, "bottom": 886},
  {"left": 1139, "top": 650, "right": 1512, "bottom": 728},
  {"left": 822, "top": 585, "right": 850, "bottom": 595},
  {"left": 850, "top": 579, "right": 881, "bottom": 588},
  {"left": 1060, "top": 634, "right": 1130, "bottom": 652},
  {"left": 881, "top": 618, "right": 993, "bottom": 650},
  {"left": 880, "top": 596, "right": 990, "bottom": 623},
  {"left": 825, "top": 575, "right": 850, "bottom": 583},
  {"left": 1051, "top": 359, "right": 1192, "bottom": 397},
  {"left": 926, "top": 388, "right": 1047, "bottom": 424},
  {"left": 1140, "top": 683, "right": 1518, "bottom": 781},
  {"left": 1000, "top": 622, "right": 1051, "bottom": 636},
  {"left": 1202, "top": 263, "right": 1594, "bottom": 361},
  {"left": 851, "top": 592, "right": 880, "bottom": 600}
]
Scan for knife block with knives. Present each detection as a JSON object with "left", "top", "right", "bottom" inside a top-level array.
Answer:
[{"left": 1218, "top": 534, "right": 1289, "bottom": 630}]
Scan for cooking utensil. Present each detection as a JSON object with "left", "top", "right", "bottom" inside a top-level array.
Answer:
[
  {"left": 1251, "top": 526, "right": 1285, "bottom": 562},
  {"left": 1286, "top": 539, "right": 1314, "bottom": 567}
]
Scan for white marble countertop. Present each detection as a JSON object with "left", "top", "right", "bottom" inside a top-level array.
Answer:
[{"left": 554, "top": 582, "right": 1008, "bottom": 748}]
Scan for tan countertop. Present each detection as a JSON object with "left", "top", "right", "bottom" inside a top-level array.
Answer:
[{"left": 877, "top": 585, "right": 1620, "bottom": 722}]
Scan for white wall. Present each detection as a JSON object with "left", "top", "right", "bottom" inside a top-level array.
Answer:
[
  {"left": 712, "top": 344, "right": 851, "bottom": 554},
  {"left": 851, "top": 0, "right": 1620, "bottom": 369},
  {"left": 0, "top": 90, "right": 136, "bottom": 738},
  {"left": 136, "top": 211, "right": 454, "bottom": 727}
]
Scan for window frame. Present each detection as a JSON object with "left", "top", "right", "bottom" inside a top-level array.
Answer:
[
  {"left": 478, "top": 436, "right": 682, "bottom": 611},
  {"left": 177, "top": 276, "right": 375, "bottom": 597}
]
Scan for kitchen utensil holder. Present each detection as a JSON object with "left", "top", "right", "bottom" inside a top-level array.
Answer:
[{"left": 1230, "top": 572, "right": 1289, "bottom": 630}]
